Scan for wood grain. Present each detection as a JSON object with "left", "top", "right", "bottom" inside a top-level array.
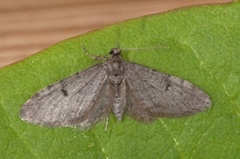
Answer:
[{"left": 0, "top": 0, "right": 232, "bottom": 68}]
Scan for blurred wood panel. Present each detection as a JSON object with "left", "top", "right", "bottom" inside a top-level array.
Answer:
[{"left": 0, "top": 0, "right": 232, "bottom": 68}]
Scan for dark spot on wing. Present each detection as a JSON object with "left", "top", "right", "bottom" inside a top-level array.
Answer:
[
  {"left": 164, "top": 75, "right": 171, "bottom": 91},
  {"left": 165, "top": 83, "right": 171, "bottom": 91},
  {"left": 61, "top": 88, "right": 68, "bottom": 96}
]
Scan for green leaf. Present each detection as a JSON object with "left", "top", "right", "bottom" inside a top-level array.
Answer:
[{"left": 1, "top": 2, "right": 240, "bottom": 159}]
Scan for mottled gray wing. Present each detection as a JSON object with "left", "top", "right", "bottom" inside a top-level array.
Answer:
[
  {"left": 20, "top": 63, "right": 110, "bottom": 129},
  {"left": 125, "top": 62, "right": 211, "bottom": 121}
]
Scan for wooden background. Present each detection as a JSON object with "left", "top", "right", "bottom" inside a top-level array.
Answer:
[{"left": 0, "top": 0, "right": 231, "bottom": 68}]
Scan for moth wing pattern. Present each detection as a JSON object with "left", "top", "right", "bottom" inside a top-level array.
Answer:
[
  {"left": 20, "top": 63, "right": 110, "bottom": 129},
  {"left": 20, "top": 47, "right": 212, "bottom": 129},
  {"left": 125, "top": 62, "right": 212, "bottom": 121}
]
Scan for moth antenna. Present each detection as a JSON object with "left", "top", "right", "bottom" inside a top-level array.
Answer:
[
  {"left": 121, "top": 45, "right": 169, "bottom": 52},
  {"left": 80, "top": 43, "right": 109, "bottom": 62}
]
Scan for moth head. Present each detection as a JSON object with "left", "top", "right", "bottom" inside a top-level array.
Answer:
[{"left": 109, "top": 48, "right": 121, "bottom": 55}]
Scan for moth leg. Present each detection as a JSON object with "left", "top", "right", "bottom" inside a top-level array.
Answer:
[{"left": 105, "top": 116, "right": 109, "bottom": 131}]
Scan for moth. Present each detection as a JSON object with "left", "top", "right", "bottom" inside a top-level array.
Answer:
[{"left": 20, "top": 48, "right": 212, "bottom": 129}]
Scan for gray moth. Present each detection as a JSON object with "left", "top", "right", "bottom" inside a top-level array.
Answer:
[{"left": 20, "top": 48, "right": 212, "bottom": 129}]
